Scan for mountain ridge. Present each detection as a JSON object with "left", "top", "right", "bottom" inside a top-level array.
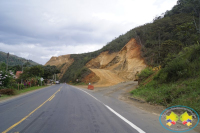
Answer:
[
  {"left": 45, "top": 0, "right": 200, "bottom": 85},
  {"left": 0, "top": 51, "right": 40, "bottom": 66}
]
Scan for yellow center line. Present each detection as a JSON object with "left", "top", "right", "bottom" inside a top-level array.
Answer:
[
  {"left": 49, "top": 95, "right": 55, "bottom": 101},
  {"left": 2, "top": 86, "right": 62, "bottom": 133}
]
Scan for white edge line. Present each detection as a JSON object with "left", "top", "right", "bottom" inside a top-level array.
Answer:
[
  {"left": 73, "top": 86, "right": 146, "bottom": 133},
  {"left": 105, "top": 105, "right": 146, "bottom": 133}
]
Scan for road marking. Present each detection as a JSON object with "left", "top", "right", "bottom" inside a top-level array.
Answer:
[
  {"left": 2, "top": 87, "right": 62, "bottom": 133},
  {"left": 74, "top": 86, "right": 146, "bottom": 133},
  {"left": 49, "top": 95, "right": 55, "bottom": 101},
  {"left": 105, "top": 105, "right": 146, "bottom": 133}
]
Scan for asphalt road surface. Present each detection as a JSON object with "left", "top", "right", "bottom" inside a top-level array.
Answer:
[{"left": 0, "top": 84, "right": 198, "bottom": 133}]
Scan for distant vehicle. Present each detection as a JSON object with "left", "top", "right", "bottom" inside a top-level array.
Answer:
[{"left": 55, "top": 81, "right": 60, "bottom": 84}]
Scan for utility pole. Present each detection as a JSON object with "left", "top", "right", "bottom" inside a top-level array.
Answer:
[{"left": 6, "top": 52, "right": 9, "bottom": 72}]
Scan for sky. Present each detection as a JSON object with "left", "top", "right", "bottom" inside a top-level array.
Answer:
[{"left": 0, "top": 0, "right": 178, "bottom": 65}]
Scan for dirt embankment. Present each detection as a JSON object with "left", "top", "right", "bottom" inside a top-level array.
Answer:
[
  {"left": 106, "top": 38, "right": 146, "bottom": 80},
  {"left": 45, "top": 38, "right": 146, "bottom": 86},
  {"left": 45, "top": 54, "right": 74, "bottom": 79},
  {"left": 82, "top": 71, "right": 100, "bottom": 84},
  {"left": 89, "top": 69, "right": 124, "bottom": 87},
  {"left": 86, "top": 51, "right": 117, "bottom": 68},
  {"left": 86, "top": 38, "right": 146, "bottom": 87}
]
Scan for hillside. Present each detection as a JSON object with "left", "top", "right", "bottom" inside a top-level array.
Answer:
[
  {"left": 45, "top": 55, "right": 74, "bottom": 79},
  {"left": 85, "top": 39, "right": 146, "bottom": 87},
  {"left": 45, "top": 38, "right": 146, "bottom": 87},
  {"left": 0, "top": 51, "right": 40, "bottom": 66},
  {"left": 45, "top": 0, "right": 200, "bottom": 86},
  {"left": 131, "top": 44, "right": 200, "bottom": 114}
]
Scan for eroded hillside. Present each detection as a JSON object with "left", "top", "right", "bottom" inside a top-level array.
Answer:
[
  {"left": 45, "top": 38, "right": 146, "bottom": 86},
  {"left": 45, "top": 55, "right": 74, "bottom": 79},
  {"left": 86, "top": 38, "right": 146, "bottom": 87},
  {"left": 86, "top": 51, "right": 117, "bottom": 69}
]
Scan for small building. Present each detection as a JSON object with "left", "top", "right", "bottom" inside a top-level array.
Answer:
[{"left": 15, "top": 71, "right": 23, "bottom": 79}]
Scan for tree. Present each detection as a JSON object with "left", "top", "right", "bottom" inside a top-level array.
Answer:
[
  {"left": 29, "top": 65, "right": 44, "bottom": 77},
  {"left": 43, "top": 65, "right": 60, "bottom": 79},
  {"left": 0, "top": 71, "right": 14, "bottom": 88},
  {"left": 0, "top": 62, "right": 6, "bottom": 71}
]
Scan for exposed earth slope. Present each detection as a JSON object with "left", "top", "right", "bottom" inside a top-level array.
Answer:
[
  {"left": 89, "top": 69, "right": 124, "bottom": 87},
  {"left": 45, "top": 38, "right": 146, "bottom": 87},
  {"left": 86, "top": 38, "right": 146, "bottom": 86},
  {"left": 86, "top": 51, "right": 117, "bottom": 69},
  {"left": 45, "top": 54, "right": 74, "bottom": 79}
]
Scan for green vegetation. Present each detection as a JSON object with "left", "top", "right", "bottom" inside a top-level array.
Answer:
[
  {"left": 0, "top": 86, "right": 46, "bottom": 100},
  {"left": 62, "top": 54, "right": 92, "bottom": 83},
  {"left": 138, "top": 67, "right": 154, "bottom": 81},
  {"left": 131, "top": 44, "right": 200, "bottom": 114},
  {"left": 61, "top": 0, "right": 200, "bottom": 83},
  {"left": 130, "top": 0, "right": 200, "bottom": 114},
  {"left": 0, "top": 62, "right": 59, "bottom": 98},
  {"left": 15, "top": 85, "right": 46, "bottom": 95},
  {"left": 0, "top": 51, "right": 40, "bottom": 66},
  {"left": 69, "top": 82, "right": 88, "bottom": 85}
]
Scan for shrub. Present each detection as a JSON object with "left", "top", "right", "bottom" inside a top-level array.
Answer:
[
  {"left": 10, "top": 83, "right": 18, "bottom": 89},
  {"left": 138, "top": 67, "right": 154, "bottom": 81},
  {"left": 0, "top": 89, "right": 15, "bottom": 95},
  {"left": 156, "top": 45, "right": 200, "bottom": 83},
  {"left": 188, "top": 45, "right": 200, "bottom": 62},
  {"left": 19, "top": 84, "right": 25, "bottom": 89}
]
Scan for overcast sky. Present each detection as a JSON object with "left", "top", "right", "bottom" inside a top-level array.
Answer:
[{"left": 0, "top": 0, "right": 177, "bottom": 65}]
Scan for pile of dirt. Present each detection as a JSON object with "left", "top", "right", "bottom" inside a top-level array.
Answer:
[
  {"left": 45, "top": 54, "right": 74, "bottom": 79},
  {"left": 89, "top": 69, "right": 124, "bottom": 87}
]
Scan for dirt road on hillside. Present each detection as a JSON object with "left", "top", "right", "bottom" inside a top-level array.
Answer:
[{"left": 90, "top": 68, "right": 124, "bottom": 87}]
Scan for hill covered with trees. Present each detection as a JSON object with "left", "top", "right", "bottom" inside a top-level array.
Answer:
[
  {"left": 56, "top": 0, "right": 200, "bottom": 83},
  {"left": 0, "top": 51, "right": 40, "bottom": 66},
  {"left": 130, "top": 0, "right": 200, "bottom": 114}
]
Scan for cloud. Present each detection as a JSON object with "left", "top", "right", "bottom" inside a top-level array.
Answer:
[
  {"left": 0, "top": 0, "right": 178, "bottom": 65},
  {"left": 0, "top": 42, "right": 103, "bottom": 65}
]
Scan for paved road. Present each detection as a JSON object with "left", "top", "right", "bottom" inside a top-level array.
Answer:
[{"left": 0, "top": 84, "right": 198, "bottom": 133}]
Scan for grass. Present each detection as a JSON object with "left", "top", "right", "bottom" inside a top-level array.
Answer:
[
  {"left": 131, "top": 45, "right": 200, "bottom": 114},
  {"left": 0, "top": 94, "right": 10, "bottom": 99},
  {"left": 138, "top": 67, "right": 154, "bottom": 80},
  {"left": 131, "top": 78, "right": 200, "bottom": 115},
  {"left": 69, "top": 82, "right": 88, "bottom": 85},
  {"left": 16, "top": 86, "right": 46, "bottom": 95},
  {"left": 0, "top": 86, "right": 46, "bottom": 100}
]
